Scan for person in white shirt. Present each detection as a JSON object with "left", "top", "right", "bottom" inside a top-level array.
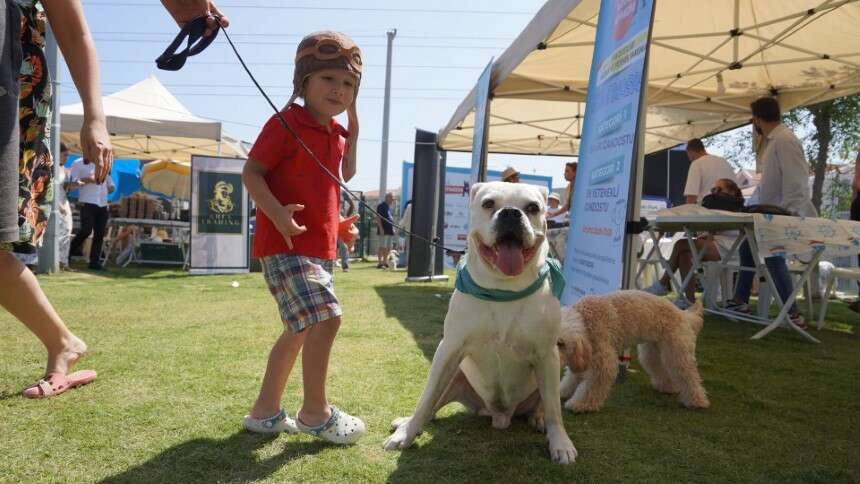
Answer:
[
  {"left": 547, "top": 193, "right": 567, "bottom": 226},
  {"left": 547, "top": 162, "right": 577, "bottom": 220},
  {"left": 682, "top": 138, "right": 735, "bottom": 205},
  {"left": 68, "top": 158, "right": 115, "bottom": 270},
  {"left": 725, "top": 97, "right": 817, "bottom": 328}
]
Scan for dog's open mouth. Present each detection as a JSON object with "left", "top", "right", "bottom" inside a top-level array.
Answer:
[{"left": 476, "top": 234, "right": 541, "bottom": 276}]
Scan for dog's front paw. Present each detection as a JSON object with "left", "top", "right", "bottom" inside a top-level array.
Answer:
[
  {"left": 383, "top": 416, "right": 418, "bottom": 451},
  {"left": 390, "top": 416, "right": 411, "bottom": 430},
  {"left": 651, "top": 381, "right": 678, "bottom": 394},
  {"left": 564, "top": 397, "right": 600, "bottom": 414},
  {"left": 547, "top": 431, "right": 577, "bottom": 464},
  {"left": 681, "top": 393, "right": 710, "bottom": 409}
]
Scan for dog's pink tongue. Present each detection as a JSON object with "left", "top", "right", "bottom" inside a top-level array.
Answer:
[{"left": 495, "top": 244, "right": 524, "bottom": 276}]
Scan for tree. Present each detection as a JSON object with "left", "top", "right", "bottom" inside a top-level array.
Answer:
[
  {"left": 785, "top": 94, "right": 860, "bottom": 212},
  {"left": 706, "top": 94, "right": 860, "bottom": 215}
]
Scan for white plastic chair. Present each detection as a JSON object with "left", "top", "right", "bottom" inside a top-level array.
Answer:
[{"left": 817, "top": 267, "right": 860, "bottom": 329}]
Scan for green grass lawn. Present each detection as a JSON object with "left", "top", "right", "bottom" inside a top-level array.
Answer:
[{"left": 1, "top": 261, "right": 858, "bottom": 483}]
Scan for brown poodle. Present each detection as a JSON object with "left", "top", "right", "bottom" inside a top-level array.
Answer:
[{"left": 558, "top": 290, "right": 709, "bottom": 412}]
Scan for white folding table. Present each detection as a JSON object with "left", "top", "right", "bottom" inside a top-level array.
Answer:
[{"left": 645, "top": 214, "right": 824, "bottom": 343}]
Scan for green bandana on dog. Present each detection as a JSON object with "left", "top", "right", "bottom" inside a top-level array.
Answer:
[{"left": 455, "top": 258, "right": 565, "bottom": 302}]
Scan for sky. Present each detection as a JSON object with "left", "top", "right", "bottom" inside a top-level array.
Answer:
[{"left": 59, "top": 0, "right": 576, "bottom": 193}]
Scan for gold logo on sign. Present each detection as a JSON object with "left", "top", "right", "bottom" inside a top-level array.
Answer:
[{"left": 208, "top": 181, "right": 235, "bottom": 214}]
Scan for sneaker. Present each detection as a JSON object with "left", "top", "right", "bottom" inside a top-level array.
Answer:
[
  {"left": 296, "top": 405, "right": 365, "bottom": 445},
  {"left": 342, "top": 267, "right": 350, "bottom": 272},
  {"left": 87, "top": 262, "right": 104, "bottom": 271},
  {"left": 242, "top": 409, "right": 299, "bottom": 434},
  {"left": 724, "top": 300, "right": 751, "bottom": 314},
  {"left": 642, "top": 281, "right": 669, "bottom": 297},
  {"left": 788, "top": 313, "right": 808, "bottom": 330}
]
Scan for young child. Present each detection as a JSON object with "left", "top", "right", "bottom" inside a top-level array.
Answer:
[{"left": 241, "top": 31, "right": 364, "bottom": 443}]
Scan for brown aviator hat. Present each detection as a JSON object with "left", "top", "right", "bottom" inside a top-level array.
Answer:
[{"left": 288, "top": 31, "right": 363, "bottom": 106}]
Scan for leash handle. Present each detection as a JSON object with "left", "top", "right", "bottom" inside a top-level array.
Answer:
[{"left": 155, "top": 16, "right": 220, "bottom": 71}]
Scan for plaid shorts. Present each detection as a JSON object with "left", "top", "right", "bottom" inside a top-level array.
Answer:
[{"left": 261, "top": 254, "right": 342, "bottom": 333}]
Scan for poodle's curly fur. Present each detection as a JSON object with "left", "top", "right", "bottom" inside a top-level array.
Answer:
[{"left": 558, "top": 290, "right": 709, "bottom": 413}]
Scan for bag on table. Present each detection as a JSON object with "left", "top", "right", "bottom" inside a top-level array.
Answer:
[
  {"left": 701, "top": 193, "right": 745, "bottom": 212},
  {"left": 741, "top": 204, "right": 795, "bottom": 216}
]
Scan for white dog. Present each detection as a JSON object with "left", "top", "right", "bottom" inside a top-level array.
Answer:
[
  {"left": 383, "top": 181, "right": 577, "bottom": 464},
  {"left": 387, "top": 249, "right": 400, "bottom": 270}
]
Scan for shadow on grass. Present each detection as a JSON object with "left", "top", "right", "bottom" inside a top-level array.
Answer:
[
  {"left": 374, "top": 283, "right": 451, "bottom": 361},
  {"left": 99, "top": 432, "right": 326, "bottom": 484},
  {"left": 384, "top": 412, "right": 570, "bottom": 484}
]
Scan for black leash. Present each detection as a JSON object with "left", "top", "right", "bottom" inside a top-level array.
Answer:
[{"left": 158, "top": 17, "right": 463, "bottom": 255}]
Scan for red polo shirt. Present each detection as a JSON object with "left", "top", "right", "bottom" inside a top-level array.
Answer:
[{"left": 248, "top": 103, "right": 347, "bottom": 259}]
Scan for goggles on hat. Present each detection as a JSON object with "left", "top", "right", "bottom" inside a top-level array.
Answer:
[{"left": 296, "top": 37, "right": 363, "bottom": 73}]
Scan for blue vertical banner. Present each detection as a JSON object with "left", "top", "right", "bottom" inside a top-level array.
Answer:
[
  {"left": 470, "top": 59, "right": 494, "bottom": 185},
  {"left": 561, "top": 0, "right": 656, "bottom": 305}
]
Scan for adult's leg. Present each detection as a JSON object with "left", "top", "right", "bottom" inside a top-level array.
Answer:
[
  {"left": 0, "top": 249, "right": 87, "bottom": 375},
  {"left": 69, "top": 203, "right": 95, "bottom": 263},
  {"left": 678, "top": 239, "right": 721, "bottom": 301},
  {"left": 298, "top": 316, "right": 341, "bottom": 426},
  {"left": 0, "top": 15, "right": 84, "bottom": 378},
  {"left": 337, "top": 239, "right": 349, "bottom": 270},
  {"left": 88, "top": 205, "right": 108, "bottom": 266},
  {"left": 732, "top": 240, "right": 755, "bottom": 303},
  {"left": 379, "top": 235, "right": 390, "bottom": 267},
  {"left": 764, "top": 256, "right": 799, "bottom": 315},
  {"left": 658, "top": 240, "right": 690, "bottom": 288}
]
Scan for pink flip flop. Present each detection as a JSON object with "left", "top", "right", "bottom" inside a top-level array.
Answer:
[{"left": 22, "top": 370, "right": 97, "bottom": 399}]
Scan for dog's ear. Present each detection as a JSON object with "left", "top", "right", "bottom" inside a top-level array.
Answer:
[
  {"left": 559, "top": 307, "right": 591, "bottom": 372},
  {"left": 470, "top": 182, "right": 484, "bottom": 202},
  {"left": 571, "top": 337, "right": 591, "bottom": 372}
]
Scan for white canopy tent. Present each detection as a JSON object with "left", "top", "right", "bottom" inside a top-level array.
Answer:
[
  {"left": 439, "top": 0, "right": 860, "bottom": 156},
  {"left": 61, "top": 75, "right": 248, "bottom": 161}
]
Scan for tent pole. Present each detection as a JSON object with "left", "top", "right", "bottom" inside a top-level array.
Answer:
[{"left": 38, "top": 22, "right": 61, "bottom": 274}]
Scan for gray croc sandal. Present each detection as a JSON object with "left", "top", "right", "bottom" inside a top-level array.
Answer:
[
  {"left": 243, "top": 409, "right": 299, "bottom": 434},
  {"left": 296, "top": 405, "right": 366, "bottom": 444}
]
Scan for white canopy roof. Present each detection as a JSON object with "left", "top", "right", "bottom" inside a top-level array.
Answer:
[
  {"left": 61, "top": 75, "right": 248, "bottom": 161},
  {"left": 439, "top": 0, "right": 860, "bottom": 156}
]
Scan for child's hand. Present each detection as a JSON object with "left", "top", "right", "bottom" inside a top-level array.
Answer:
[
  {"left": 338, "top": 214, "right": 360, "bottom": 250},
  {"left": 273, "top": 204, "right": 307, "bottom": 249},
  {"left": 347, "top": 100, "right": 359, "bottom": 132}
]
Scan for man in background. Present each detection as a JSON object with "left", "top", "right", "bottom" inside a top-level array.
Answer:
[
  {"left": 376, "top": 192, "right": 395, "bottom": 269},
  {"left": 683, "top": 138, "right": 735, "bottom": 205},
  {"left": 725, "top": 97, "right": 816, "bottom": 327},
  {"left": 69, "top": 158, "right": 115, "bottom": 270}
]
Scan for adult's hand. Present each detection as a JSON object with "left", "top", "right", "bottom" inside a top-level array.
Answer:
[
  {"left": 160, "top": 0, "right": 229, "bottom": 36},
  {"left": 80, "top": 118, "right": 112, "bottom": 183}
]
